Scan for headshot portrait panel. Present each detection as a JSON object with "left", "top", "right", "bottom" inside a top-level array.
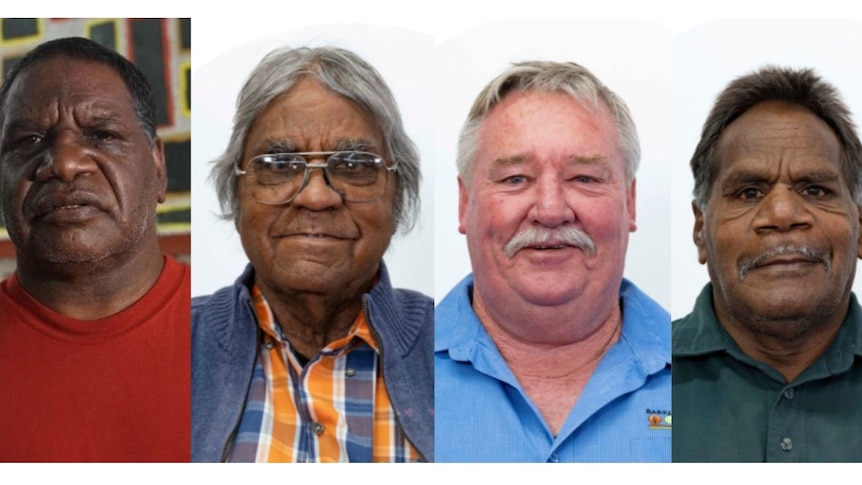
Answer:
[
  {"left": 0, "top": 18, "right": 191, "bottom": 462},
  {"left": 433, "top": 19, "right": 672, "bottom": 462},
  {"left": 189, "top": 25, "right": 435, "bottom": 462},
  {"left": 671, "top": 19, "right": 862, "bottom": 462}
]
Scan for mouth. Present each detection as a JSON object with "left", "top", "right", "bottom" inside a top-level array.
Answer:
[
  {"left": 284, "top": 232, "right": 352, "bottom": 241},
  {"left": 740, "top": 245, "right": 831, "bottom": 279},
  {"left": 525, "top": 243, "right": 571, "bottom": 250},
  {"left": 30, "top": 191, "right": 104, "bottom": 222},
  {"left": 505, "top": 226, "right": 597, "bottom": 258}
]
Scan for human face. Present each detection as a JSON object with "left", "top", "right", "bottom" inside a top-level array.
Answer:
[
  {"left": 695, "top": 101, "right": 861, "bottom": 337},
  {"left": 237, "top": 77, "right": 395, "bottom": 298},
  {"left": 0, "top": 56, "right": 166, "bottom": 265},
  {"left": 459, "top": 90, "right": 636, "bottom": 309}
]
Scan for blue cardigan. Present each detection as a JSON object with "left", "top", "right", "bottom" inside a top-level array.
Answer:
[{"left": 191, "top": 262, "right": 434, "bottom": 462}]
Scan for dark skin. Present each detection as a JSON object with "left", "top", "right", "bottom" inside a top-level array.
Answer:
[
  {"left": 236, "top": 77, "right": 396, "bottom": 359},
  {"left": 0, "top": 56, "right": 167, "bottom": 320},
  {"left": 694, "top": 101, "right": 862, "bottom": 382}
]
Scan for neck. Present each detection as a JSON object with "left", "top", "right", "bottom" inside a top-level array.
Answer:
[
  {"left": 257, "top": 276, "right": 374, "bottom": 359},
  {"left": 472, "top": 280, "right": 622, "bottom": 345},
  {"left": 16, "top": 238, "right": 165, "bottom": 320},
  {"left": 473, "top": 289, "right": 623, "bottom": 434}
]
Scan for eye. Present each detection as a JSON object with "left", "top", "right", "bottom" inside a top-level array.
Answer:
[
  {"left": 14, "top": 134, "right": 43, "bottom": 147},
  {"left": 573, "top": 175, "right": 597, "bottom": 183},
  {"left": 803, "top": 185, "right": 830, "bottom": 198},
  {"left": 502, "top": 175, "right": 527, "bottom": 185},
  {"left": 737, "top": 187, "right": 763, "bottom": 200},
  {"left": 88, "top": 130, "right": 118, "bottom": 142}
]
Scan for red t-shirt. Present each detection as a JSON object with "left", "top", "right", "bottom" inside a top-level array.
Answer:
[{"left": 0, "top": 256, "right": 190, "bottom": 462}]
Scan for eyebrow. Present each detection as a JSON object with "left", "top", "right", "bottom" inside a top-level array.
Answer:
[
  {"left": 491, "top": 154, "right": 528, "bottom": 168},
  {"left": 333, "top": 138, "right": 377, "bottom": 152},
  {"left": 567, "top": 155, "right": 608, "bottom": 166},
  {"left": 263, "top": 139, "right": 298, "bottom": 154},
  {"left": 84, "top": 112, "right": 126, "bottom": 127},
  {"left": 261, "top": 138, "right": 378, "bottom": 154},
  {"left": 721, "top": 167, "right": 842, "bottom": 186}
]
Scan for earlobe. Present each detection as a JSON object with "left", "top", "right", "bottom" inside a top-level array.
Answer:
[
  {"left": 857, "top": 207, "right": 862, "bottom": 259},
  {"left": 152, "top": 137, "right": 167, "bottom": 203},
  {"left": 627, "top": 179, "right": 637, "bottom": 232},
  {"left": 693, "top": 201, "right": 707, "bottom": 265},
  {"left": 458, "top": 177, "right": 468, "bottom": 235}
]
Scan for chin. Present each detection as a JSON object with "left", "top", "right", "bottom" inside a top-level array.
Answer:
[{"left": 514, "top": 285, "right": 583, "bottom": 308}]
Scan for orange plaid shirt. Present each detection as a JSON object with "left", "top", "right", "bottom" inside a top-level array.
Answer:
[{"left": 227, "top": 284, "right": 418, "bottom": 462}]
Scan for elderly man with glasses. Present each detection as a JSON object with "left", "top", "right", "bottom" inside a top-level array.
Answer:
[{"left": 192, "top": 46, "right": 433, "bottom": 463}]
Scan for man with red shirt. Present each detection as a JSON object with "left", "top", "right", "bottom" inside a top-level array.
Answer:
[{"left": 0, "top": 37, "right": 190, "bottom": 462}]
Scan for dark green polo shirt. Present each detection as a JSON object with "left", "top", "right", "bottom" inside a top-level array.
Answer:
[{"left": 672, "top": 284, "right": 862, "bottom": 462}]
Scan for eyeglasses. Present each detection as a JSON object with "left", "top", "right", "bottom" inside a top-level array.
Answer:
[{"left": 235, "top": 151, "right": 397, "bottom": 205}]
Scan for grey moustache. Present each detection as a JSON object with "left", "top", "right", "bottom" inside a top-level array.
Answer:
[
  {"left": 504, "top": 226, "right": 596, "bottom": 258},
  {"left": 739, "top": 245, "right": 832, "bottom": 279}
]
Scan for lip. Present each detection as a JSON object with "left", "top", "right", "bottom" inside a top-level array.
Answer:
[
  {"left": 755, "top": 255, "right": 818, "bottom": 267},
  {"left": 525, "top": 244, "right": 571, "bottom": 250},
  {"left": 29, "top": 190, "right": 105, "bottom": 223},
  {"left": 280, "top": 232, "right": 356, "bottom": 244}
]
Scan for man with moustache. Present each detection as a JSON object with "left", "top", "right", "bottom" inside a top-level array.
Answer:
[
  {"left": 192, "top": 46, "right": 432, "bottom": 462},
  {"left": 0, "top": 37, "right": 190, "bottom": 461},
  {"left": 435, "top": 61, "right": 671, "bottom": 462},
  {"left": 673, "top": 67, "right": 862, "bottom": 462}
]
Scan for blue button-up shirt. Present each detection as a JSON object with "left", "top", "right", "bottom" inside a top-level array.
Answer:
[{"left": 435, "top": 275, "right": 671, "bottom": 462}]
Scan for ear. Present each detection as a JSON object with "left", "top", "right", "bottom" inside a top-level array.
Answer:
[
  {"left": 151, "top": 136, "right": 167, "bottom": 203},
  {"left": 627, "top": 179, "right": 637, "bottom": 232},
  {"left": 693, "top": 201, "right": 707, "bottom": 265},
  {"left": 857, "top": 205, "right": 862, "bottom": 260},
  {"left": 458, "top": 176, "right": 468, "bottom": 235}
]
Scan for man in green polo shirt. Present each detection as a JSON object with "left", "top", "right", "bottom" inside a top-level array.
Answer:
[{"left": 673, "top": 66, "right": 862, "bottom": 462}]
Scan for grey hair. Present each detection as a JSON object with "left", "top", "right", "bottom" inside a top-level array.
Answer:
[
  {"left": 211, "top": 46, "right": 421, "bottom": 233},
  {"left": 691, "top": 66, "right": 862, "bottom": 209},
  {"left": 456, "top": 60, "right": 640, "bottom": 186}
]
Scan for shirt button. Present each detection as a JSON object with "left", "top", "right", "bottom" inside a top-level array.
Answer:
[
  {"left": 780, "top": 437, "right": 793, "bottom": 452},
  {"left": 548, "top": 454, "right": 559, "bottom": 463},
  {"left": 312, "top": 423, "right": 325, "bottom": 436},
  {"left": 345, "top": 368, "right": 356, "bottom": 377},
  {"left": 264, "top": 340, "right": 274, "bottom": 350},
  {"left": 783, "top": 388, "right": 795, "bottom": 400}
]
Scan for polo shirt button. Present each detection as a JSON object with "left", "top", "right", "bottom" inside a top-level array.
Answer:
[
  {"left": 780, "top": 437, "right": 792, "bottom": 452},
  {"left": 264, "top": 340, "right": 274, "bottom": 350},
  {"left": 312, "top": 423, "right": 325, "bottom": 435},
  {"left": 345, "top": 368, "right": 356, "bottom": 377},
  {"left": 783, "top": 388, "right": 794, "bottom": 400},
  {"left": 548, "top": 454, "right": 559, "bottom": 463}
]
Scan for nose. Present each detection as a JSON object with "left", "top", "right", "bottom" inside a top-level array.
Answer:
[
  {"left": 753, "top": 186, "right": 813, "bottom": 233},
  {"left": 290, "top": 158, "right": 343, "bottom": 210},
  {"left": 34, "top": 131, "right": 97, "bottom": 183},
  {"left": 529, "top": 175, "right": 575, "bottom": 227}
]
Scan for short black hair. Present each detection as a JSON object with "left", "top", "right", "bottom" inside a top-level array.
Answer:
[
  {"left": 0, "top": 36, "right": 156, "bottom": 141},
  {"left": 691, "top": 66, "right": 862, "bottom": 208}
]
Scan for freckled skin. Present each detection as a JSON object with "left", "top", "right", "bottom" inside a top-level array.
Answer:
[{"left": 694, "top": 101, "right": 862, "bottom": 371}]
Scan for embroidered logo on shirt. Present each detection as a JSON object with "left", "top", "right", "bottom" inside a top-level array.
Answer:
[{"left": 646, "top": 409, "right": 671, "bottom": 430}]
